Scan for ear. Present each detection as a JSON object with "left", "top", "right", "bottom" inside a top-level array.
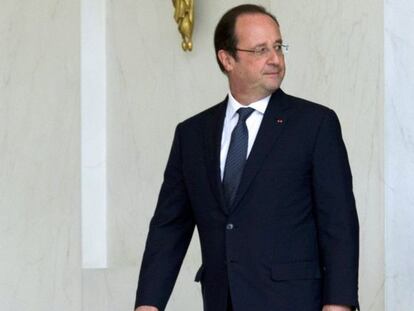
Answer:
[{"left": 217, "top": 49, "right": 235, "bottom": 72}]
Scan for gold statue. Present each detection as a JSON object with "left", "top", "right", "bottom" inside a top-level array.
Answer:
[{"left": 172, "top": 0, "right": 194, "bottom": 51}]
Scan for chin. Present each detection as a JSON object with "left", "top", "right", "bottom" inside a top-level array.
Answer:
[
  {"left": 265, "top": 82, "right": 281, "bottom": 93},
  {"left": 264, "top": 77, "right": 283, "bottom": 91}
]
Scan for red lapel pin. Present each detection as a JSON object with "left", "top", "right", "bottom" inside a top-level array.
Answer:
[{"left": 276, "top": 118, "right": 284, "bottom": 124}]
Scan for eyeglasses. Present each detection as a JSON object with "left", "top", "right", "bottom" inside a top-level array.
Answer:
[{"left": 235, "top": 43, "right": 289, "bottom": 58}]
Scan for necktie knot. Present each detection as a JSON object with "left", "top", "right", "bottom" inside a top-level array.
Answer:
[{"left": 237, "top": 107, "right": 255, "bottom": 122}]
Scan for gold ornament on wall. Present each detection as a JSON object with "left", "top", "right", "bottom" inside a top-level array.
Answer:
[{"left": 172, "top": 0, "right": 194, "bottom": 51}]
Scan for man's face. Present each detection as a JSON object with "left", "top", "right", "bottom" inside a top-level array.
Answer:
[{"left": 221, "top": 13, "right": 286, "bottom": 101}]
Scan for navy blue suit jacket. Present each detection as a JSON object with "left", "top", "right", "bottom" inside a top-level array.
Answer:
[{"left": 135, "top": 89, "right": 359, "bottom": 311}]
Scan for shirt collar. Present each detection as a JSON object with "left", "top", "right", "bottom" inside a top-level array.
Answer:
[{"left": 226, "top": 92, "right": 271, "bottom": 120}]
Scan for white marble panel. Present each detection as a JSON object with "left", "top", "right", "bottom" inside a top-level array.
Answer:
[
  {"left": 0, "top": 0, "right": 81, "bottom": 310},
  {"left": 385, "top": 0, "right": 414, "bottom": 310},
  {"left": 81, "top": 0, "right": 107, "bottom": 269}
]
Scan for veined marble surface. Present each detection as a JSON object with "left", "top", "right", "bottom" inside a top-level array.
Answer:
[
  {"left": 81, "top": 0, "right": 107, "bottom": 269},
  {"left": 0, "top": 0, "right": 81, "bottom": 310},
  {"left": 385, "top": 0, "right": 414, "bottom": 310},
  {"left": 0, "top": 0, "right": 391, "bottom": 310}
]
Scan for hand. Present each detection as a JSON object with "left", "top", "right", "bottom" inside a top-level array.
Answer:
[
  {"left": 322, "top": 305, "right": 352, "bottom": 311},
  {"left": 135, "top": 306, "right": 159, "bottom": 311}
]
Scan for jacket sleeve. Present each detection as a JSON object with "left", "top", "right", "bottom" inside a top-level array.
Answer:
[
  {"left": 312, "top": 109, "right": 360, "bottom": 310},
  {"left": 135, "top": 123, "right": 195, "bottom": 311}
]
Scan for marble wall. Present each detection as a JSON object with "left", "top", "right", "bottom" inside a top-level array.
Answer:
[
  {"left": 385, "top": 0, "right": 414, "bottom": 310},
  {"left": 2, "top": 0, "right": 405, "bottom": 310},
  {"left": 0, "top": 0, "right": 81, "bottom": 310}
]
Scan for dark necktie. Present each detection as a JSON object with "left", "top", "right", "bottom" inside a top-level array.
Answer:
[{"left": 223, "top": 107, "right": 255, "bottom": 208}]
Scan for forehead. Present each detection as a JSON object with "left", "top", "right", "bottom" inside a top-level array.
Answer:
[{"left": 235, "top": 13, "right": 282, "bottom": 45}]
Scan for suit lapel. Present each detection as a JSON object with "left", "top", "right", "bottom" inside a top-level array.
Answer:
[
  {"left": 202, "top": 89, "right": 292, "bottom": 215},
  {"left": 203, "top": 97, "right": 228, "bottom": 214},
  {"left": 230, "top": 89, "right": 291, "bottom": 212}
]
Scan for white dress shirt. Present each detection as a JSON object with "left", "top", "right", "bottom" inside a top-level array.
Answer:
[{"left": 220, "top": 92, "right": 271, "bottom": 181}]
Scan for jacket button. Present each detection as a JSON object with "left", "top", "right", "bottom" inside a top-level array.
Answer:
[{"left": 226, "top": 223, "right": 234, "bottom": 230}]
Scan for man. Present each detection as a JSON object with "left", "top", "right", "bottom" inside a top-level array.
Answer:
[{"left": 135, "top": 4, "right": 359, "bottom": 311}]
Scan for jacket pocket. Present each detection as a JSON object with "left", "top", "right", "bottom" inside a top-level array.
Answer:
[
  {"left": 194, "top": 265, "right": 205, "bottom": 282},
  {"left": 271, "top": 260, "right": 321, "bottom": 281}
]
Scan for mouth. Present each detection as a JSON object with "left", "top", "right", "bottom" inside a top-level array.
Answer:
[{"left": 264, "top": 72, "right": 280, "bottom": 77}]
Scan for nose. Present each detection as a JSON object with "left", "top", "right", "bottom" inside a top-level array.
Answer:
[{"left": 267, "top": 49, "right": 282, "bottom": 65}]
